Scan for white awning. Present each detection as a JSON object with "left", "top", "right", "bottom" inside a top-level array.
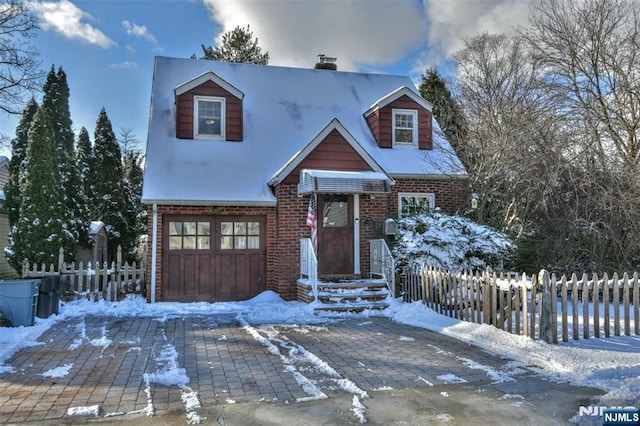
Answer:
[{"left": 298, "top": 169, "right": 393, "bottom": 195}]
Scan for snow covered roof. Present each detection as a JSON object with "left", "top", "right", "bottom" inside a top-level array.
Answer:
[
  {"left": 89, "top": 221, "right": 105, "bottom": 235},
  {"left": 142, "top": 56, "right": 466, "bottom": 205}
]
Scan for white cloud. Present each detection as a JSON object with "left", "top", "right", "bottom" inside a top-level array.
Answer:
[
  {"left": 417, "top": 0, "right": 535, "bottom": 68},
  {"left": 32, "top": 0, "right": 115, "bottom": 48},
  {"left": 109, "top": 61, "right": 138, "bottom": 70},
  {"left": 201, "top": 0, "right": 428, "bottom": 72},
  {"left": 122, "top": 20, "right": 157, "bottom": 43}
]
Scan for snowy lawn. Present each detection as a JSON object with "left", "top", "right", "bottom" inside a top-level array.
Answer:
[{"left": 0, "top": 291, "right": 638, "bottom": 410}]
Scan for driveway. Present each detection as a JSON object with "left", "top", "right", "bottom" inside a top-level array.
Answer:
[{"left": 0, "top": 313, "right": 603, "bottom": 425}]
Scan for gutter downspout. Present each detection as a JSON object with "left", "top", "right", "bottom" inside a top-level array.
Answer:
[{"left": 150, "top": 203, "right": 158, "bottom": 303}]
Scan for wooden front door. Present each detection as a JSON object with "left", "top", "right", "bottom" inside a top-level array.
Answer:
[
  {"left": 318, "top": 194, "right": 354, "bottom": 275},
  {"left": 162, "top": 215, "right": 266, "bottom": 302}
]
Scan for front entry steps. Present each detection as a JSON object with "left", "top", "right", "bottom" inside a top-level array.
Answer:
[{"left": 297, "top": 278, "right": 391, "bottom": 313}]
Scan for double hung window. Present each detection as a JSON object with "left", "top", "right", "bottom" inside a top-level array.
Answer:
[{"left": 194, "top": 96, "right": 225, "bottom": 139}]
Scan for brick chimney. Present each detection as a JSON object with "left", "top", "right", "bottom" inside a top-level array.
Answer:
[{"left": 314, "top": 54, "right": 337, "bottom": 70}]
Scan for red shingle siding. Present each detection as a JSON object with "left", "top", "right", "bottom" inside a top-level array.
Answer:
[
  {"left": 283, "top": 129, "right": 373, "bottom": 184},
  {"left": 367, "top": 95, "right": 433, "bottom": 150},
  {"left": 175, "top": 80, "right": 243, "bottom": 141}
]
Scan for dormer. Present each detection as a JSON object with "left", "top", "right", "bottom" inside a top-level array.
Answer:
[
  {"left": 364, "top": 86, "right": 433, "bottom": 150},
  {"left": 174, "top": 71, "right": 244, "bottom": 141}
]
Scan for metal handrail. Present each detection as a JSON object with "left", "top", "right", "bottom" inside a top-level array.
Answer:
[
  {"left": 300, "top": 238, "right": 319, "bottom": 302},
  {"left": 370, "top": 239, "right": 395, "bottom": 298}
]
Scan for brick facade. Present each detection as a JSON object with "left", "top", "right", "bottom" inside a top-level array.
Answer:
[{"left": 146, "top": 176, "right": 467, "bottom": 303}]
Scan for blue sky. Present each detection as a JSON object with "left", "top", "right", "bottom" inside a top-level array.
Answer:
[{"left": 0, "top": 0, "right": 534, "bottom": 157}]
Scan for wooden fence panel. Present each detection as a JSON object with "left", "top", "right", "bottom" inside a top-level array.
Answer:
[
  {"left": 21, "top": 246, "right": 146, "bottom": 302},
  {"left": 399, "top": 263, "right": 640, "bottom": 345}
]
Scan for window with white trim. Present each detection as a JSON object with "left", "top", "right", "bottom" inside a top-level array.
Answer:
[
  {"left": 194, "top": 95, "right": 225, "bottom": 139},
  {"left": 392, "top": 109, "right": 418, "bottom": 147},
  {"left": 398, "top": 193, "right": 435, "bottom": 218}
]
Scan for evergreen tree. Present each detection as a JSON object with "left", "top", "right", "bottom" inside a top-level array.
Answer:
[
  {"left": 75, "top": 126, "right": 93, "bottom": 233},
  {"left": 198, "top": 25, "right": 270, "bottom": 64},
  {"left": 7, "top": 107, "right": 75, "bottom": 270},
  {"left": 4, "top": 98, "right": 38, "bottom": 228},
  {"left": 122, "top": 150, "right": 147, "bottom": 260},
  {"left": 41, "top": 66, "right": 88, "bottom": 249},
  {"left": 418, "top": 67, "right": 468, "bottom": 159},
  {"left": 92, "top": 108, "right": 136, "bottom": 261}
]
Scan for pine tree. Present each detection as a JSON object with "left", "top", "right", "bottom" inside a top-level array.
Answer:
[
  {"left": 92, "top": 108, "right": 135, "bottom": 261},
  {"left": 4, "top": 98, "right": 38, "bottom": 228},
  {"left": 418, "top": 67, "right": 468, "bottom": 158},
  {"left": 122, "top": 150, "right": 146, "bottom": 260},
  {"left": 75, "top": 126, "right": 93, "bottom": 238},
  {"left": 7, "top": 107, "right": 75, "bottom": 270},
  {"left": 198, "top": 25, "right": 270, "bottom": 64},
  {"left": 41, "top": 66, "right": 88, "bottom": 249}
]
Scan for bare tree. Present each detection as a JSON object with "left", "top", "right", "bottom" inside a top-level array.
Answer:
[
  {"left": 519, "top": 0, "right": 640, "bottom": 271},
  {"left": 117, "top": 127, "right": 142, "bottom": 156},
  {"left": 522, "top": 0, "right": 640, "bottom": 168},
  {"left": 453, "top": 33, "right": 563, "bottom": 237},
  {"left": 0, "top": 0, "right": 42, "bottom": 115}
]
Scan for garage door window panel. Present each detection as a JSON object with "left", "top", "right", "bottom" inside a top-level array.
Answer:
[
  {"left": 168, "top": 221, "right": 211, "bottom": 250},
  {"left": 220, "top": 221, "right": 261, "bottom": 250}
]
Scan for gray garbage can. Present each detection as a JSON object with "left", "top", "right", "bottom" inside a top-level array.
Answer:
[
  {"left": 0, "top": 279, "right": 40, "bottom": 327},
  {"left": 33, "top": 276, "right": 61, "bottom": 319}
]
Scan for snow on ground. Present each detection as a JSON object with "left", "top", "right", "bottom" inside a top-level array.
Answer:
[{"left": 1, "top": 290, "right": 639, "bottom": 411}]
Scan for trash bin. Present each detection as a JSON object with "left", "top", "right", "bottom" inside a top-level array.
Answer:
[
  {"left": 24, "top": 275, "right": 61, "bottom": 319},
  {"left": 34, "top": 276, "right": 61, "bottom": 319},
  {"left": 0, "top": 279, "right": 40, "bottom": 327}
]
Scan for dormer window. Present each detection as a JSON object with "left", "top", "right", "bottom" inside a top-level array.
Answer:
[
  {"left": 195, "top": 95, "right": 226, "bottom": 139},
  {"left": 393, "top": 109, "right": 418, "bottom": 147}
]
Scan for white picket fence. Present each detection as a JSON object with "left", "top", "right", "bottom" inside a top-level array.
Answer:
[
  {"left": 401, "top": 264, "right": 640, "bottom": 344},
  {"left": 21, "top": 246, "right": 146, "bottom": 301}
]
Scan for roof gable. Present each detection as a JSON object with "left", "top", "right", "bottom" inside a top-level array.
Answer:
[
  {"left": 174, "top": 71, "right": 244, "bottom": 100},
  {"left": 364, "top": 86, "right": 432, "bottom": 117},
  {"left": 268, "top": 118, "right": 392, "bottom": 187}
]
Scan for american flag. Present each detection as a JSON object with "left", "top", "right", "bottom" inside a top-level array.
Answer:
[{"left": 306, "top": 194, "right": 318, "bottom": 253}]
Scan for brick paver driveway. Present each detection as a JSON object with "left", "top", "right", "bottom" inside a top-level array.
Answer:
[{"left": 0, "top": 313, "right": 603, "bottom": 424}]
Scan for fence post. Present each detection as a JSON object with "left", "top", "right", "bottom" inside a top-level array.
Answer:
[
  {"left": 58, "top": 247, "right": 64, "bottom": 273},
  {"left": 539, "top": 269, "right": 554, "bottom": 344}
]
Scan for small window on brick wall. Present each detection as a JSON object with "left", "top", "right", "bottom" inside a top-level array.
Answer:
[{"left": 398, "top": 193, "right": 435, "bottom": 218}]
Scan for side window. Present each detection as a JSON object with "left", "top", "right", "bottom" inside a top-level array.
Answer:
[
  {"left": 194, "top": 95, "right": 225, "bottom": 139},
  {"left": 392, "top": 109, "right": 418, "bottom": 147},
  {"left": 398, "top": 193, "right": 435, "bottom": 218}
]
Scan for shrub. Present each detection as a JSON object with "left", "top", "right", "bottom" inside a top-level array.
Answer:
[{"left": 393, "top": 211, "right": 515, "bottom": 272}]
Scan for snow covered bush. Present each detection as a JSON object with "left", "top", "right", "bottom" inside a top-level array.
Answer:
[{"left": 392, "top": 211, "right": 515, "bottom": 272}]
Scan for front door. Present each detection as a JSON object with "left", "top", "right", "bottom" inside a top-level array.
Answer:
[{"left": 318, "top": 194, "right": 354, "bottom": 275}]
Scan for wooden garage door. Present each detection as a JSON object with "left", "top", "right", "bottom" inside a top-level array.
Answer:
[{"left": 162, "top": 215, "right": 266, "bottom": 302}]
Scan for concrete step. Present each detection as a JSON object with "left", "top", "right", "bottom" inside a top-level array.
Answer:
[
  {"left": 313, "top": 300, "right": 390, "bottom": 313},
  {"left": 311, "top": 278, "right": 391, "bottom": 313}
]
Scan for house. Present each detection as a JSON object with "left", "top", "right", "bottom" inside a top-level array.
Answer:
[
  {"left": 142, "top": 56, "right": 467, "bottom": 303},
  {"left": 0, "top": 156, "right": 18, "bottom": 279}
]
